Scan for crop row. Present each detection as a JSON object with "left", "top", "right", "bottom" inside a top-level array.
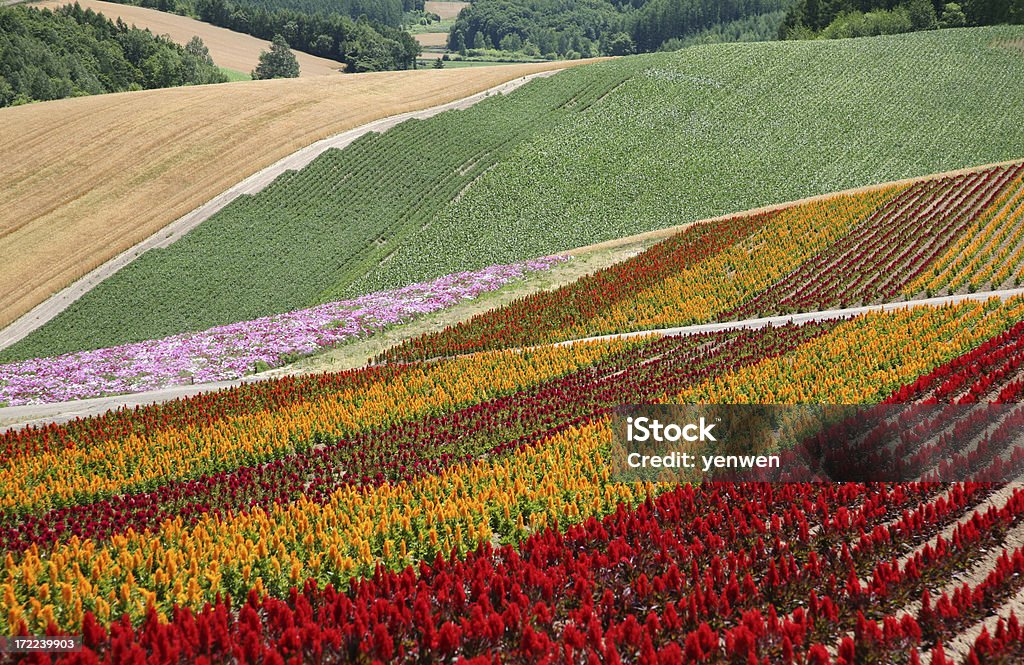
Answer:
[
  {"left": 0, "top": 323, "right": 830, "bottom": 557},
  {"left": 384, "top": 163, "right": 1024, "bottom": 362},
  {"left": 28, "top": 477, "right": 1024, "bottom": 664},
  {"left": 726, "top": 163, "right": 1024, "bottom": 319},
  {"left": 909, "top": 170, "right": 1024, "bottom": 296},
  {"left": 677, "top": 298, "right": 1024, "bottom": 405}
]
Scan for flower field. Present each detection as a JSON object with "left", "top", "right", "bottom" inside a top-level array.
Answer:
[
  {"left": 0, "top": 258, "right": 564, "bottom": 406},
  {"left": 384, "top": 162, "right": 1024, "bottom": 361},
  {"left": 3, "top": 24, "right": 1024, "bottom": 665},
  {"left": 5, "top": 296, "right": 1024, "bottom": 662}
]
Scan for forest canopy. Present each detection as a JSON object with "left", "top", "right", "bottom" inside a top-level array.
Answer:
[
  {"left": 780, "top": 0, "right": 1024, "bottom": 38},
  {"left": 0, "top": 3, "right": 226, "bottom": 107},
  {"left": 446, "top": 0, "right": 795, "bottom": 57}
]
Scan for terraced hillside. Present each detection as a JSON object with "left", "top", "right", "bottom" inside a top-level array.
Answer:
[
  {"left": 7, "top": 26, "right": 1022, "bottom": 363},
  {"left": 5, "top": 104, "right": 1024, "bottom": 662}
]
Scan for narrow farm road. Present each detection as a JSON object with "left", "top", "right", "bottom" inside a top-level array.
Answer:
[
  {"left": 0, "top": 69, "right": 561, "bottom": 353},
  {"left": 4, "top": 287, "right": 1024, "bottom": 431},
  {"left": 554, "top": 288, "right": 1024, "bottom": 345}
]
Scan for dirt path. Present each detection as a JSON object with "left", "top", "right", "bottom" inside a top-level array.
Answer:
[
  {"left": 5, "top": 287, "right": 1024, "bottom": 432},
  {"left": 0, "top": 69, "right": 562, "bottom": 353},
  {"left": 28, "top": 0, "right": 345, "bottom": 76}
]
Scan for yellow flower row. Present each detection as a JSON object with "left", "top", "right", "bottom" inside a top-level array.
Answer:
[
  {"left": 906, "top": 173, "right": 1024, "bottom": 295},
  {"left": 565, "top": 187, "right": 896, "bottom": 337},
  {"left": 677, "top": 299, "right": 1024, "bottom": 404},
  {"left": 0, "top": 339, "right": 636, "bottom": 516}
]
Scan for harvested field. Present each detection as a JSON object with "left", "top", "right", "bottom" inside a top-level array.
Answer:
[
  {"left": 424, "top": 0, "right": 467, "bottom": 20},
  {"left": 415, "top": 32, "right": 449, "bottom": 47},
  {"left": 0, "top": 60, "right": 589, "bottom": 330},
  {"left": 30, "top": 0, "right": 344, "bottom": 76}
]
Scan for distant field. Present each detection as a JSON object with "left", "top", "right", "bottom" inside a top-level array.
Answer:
[
  {"left": 414, "top": 1, "right": 466, "bottom": 47},
  {"left": 415, "top": 32, "right": 449, "bottom": 47},
  {"left": 8, "top": 27, "right": 1024, "bottom": 363},
  {"left": 424, "top": 0, "right": 466, "bottom": 20},
  {"left": 419, "top": 58, "right": 530, "bottom": 68},
  {"left": 31, "top": 0, "right": 344, "bottom": 75},
  {"left": 0, "top": 60, "right": 585, "bottom": 332}
]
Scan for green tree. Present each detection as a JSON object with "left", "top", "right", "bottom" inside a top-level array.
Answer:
[
  {"left": 252, "top": 34, "right": 300, "bottom": 79},
  {"left": 0, "top": 76, "right": 14, "bottom": 107},
  {"left": 499, "top": 32, "right": 523, "bottom": 52},
  {"left": 431, "top": 56, "right": 444, "bottom": 68},
  {"left": 906, "top": 0, "right": 938, "bottom": 29},
  {"left": 606, "top": 32, "right": 635, "bottom": 56},
  {"left": 939, "top": 2, "right": 967, "bottom": 26},
  {"left": 185, "top": 35, "right": 212, "bottom": 61},
  {"left": 449, "top": 30, "right": 467, "bottom": 55},
  {"left": 1012, "top": 0, "right": 1024, "bottom": 23}
]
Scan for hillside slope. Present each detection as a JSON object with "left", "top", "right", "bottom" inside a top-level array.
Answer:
[
  {"left": 7, "top": 26, "right": 1022, "bottom": 362},
  {"left": 0, "top": 59, "right": 585, "bottom": 333},
  {"left": 369, "top": 27, "right": 1024, "bottom": 295},
  {"left": 31, "top": 0, "right": 346, "bottom": 75}
]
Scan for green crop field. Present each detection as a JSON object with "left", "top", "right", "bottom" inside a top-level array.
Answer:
[
  {"left": 219, "top": 67, "right": 252, "bottom": 82},
  {"left": 5, "top": 26, "right": 1024, "bottom": 363}
]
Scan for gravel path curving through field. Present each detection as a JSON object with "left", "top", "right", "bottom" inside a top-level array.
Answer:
[
  {"left": 553, "top": 288, "right": 1024, "bottom": 346},
  {"left": 0, "top": 69, "right": 561, "bottom": 354},
  {"left": 4, "top": 287, "right": 1024, "bottom": 431}
]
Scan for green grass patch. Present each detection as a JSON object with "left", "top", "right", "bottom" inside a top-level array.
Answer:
[
  {"left": 5, "top": 26, "right": 1024, "bottom": 362},
  {"left": 218, "top": 67, "right": 252, "bottom": 82}
]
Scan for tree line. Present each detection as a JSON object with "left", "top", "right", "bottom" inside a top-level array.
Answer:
[
  {"left": 0, "top": 3, "right": 225, "bottom": 107},
  {"left": 780, "top": 0, "right": 1024, "bottom": 38},
  {"left": 446, "top": 0, "right": 793, "bottom": 58},
  {"left": 110, "top": 0, "right": 421, "bottom": 71}
]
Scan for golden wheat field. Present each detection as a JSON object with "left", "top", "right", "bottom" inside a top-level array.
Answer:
[
  {"left": 415, "top": 32, "right": 450, "bottom": 48},
  {"left": 30, "top": 0, "right": 346, "bottom": 76},
  {"left": 0, "top": 60, "right": 587, "bottom": 330},
  {"left": 424, "top": 1, "right": 468, "bottom": 20}
]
